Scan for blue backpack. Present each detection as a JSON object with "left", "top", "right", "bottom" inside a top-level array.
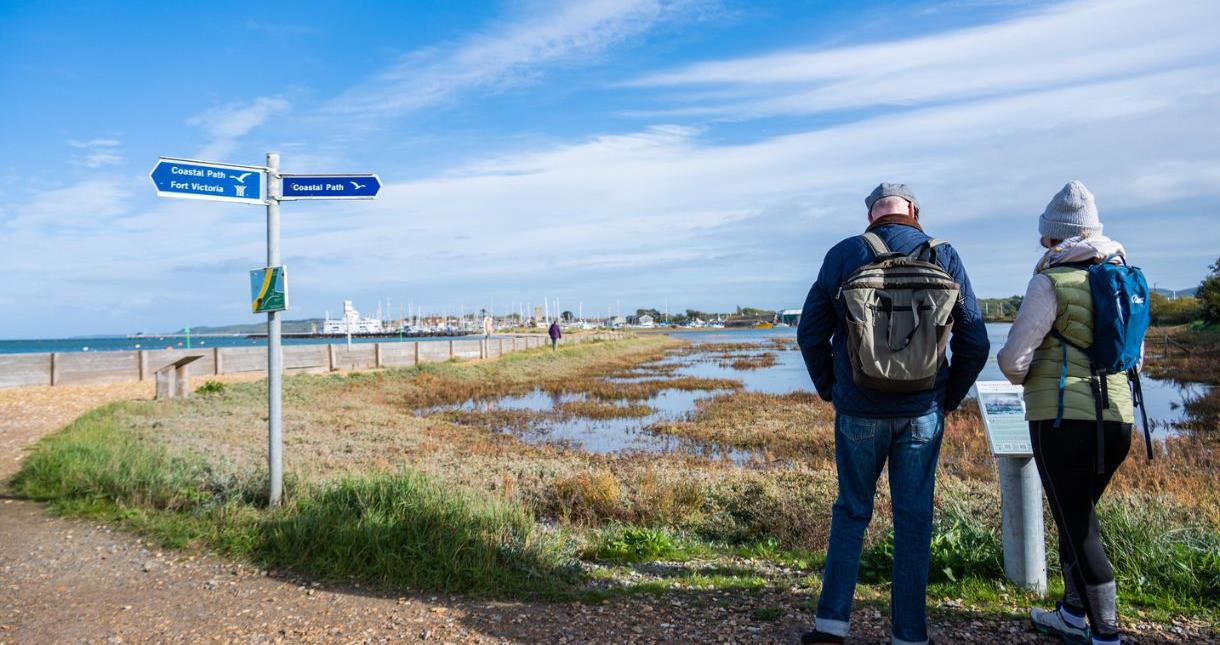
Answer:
[{"left": 1051, "top": 253, "right": 1152, "bottom": 470}]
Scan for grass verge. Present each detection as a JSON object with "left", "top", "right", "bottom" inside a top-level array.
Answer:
[{"left": 11, "top": 405, "right": 577, "bottom": 597}]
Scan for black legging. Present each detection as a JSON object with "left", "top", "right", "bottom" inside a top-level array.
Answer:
[{"left": 1030, "top": 419, "right": 1131, "bottom": 638}]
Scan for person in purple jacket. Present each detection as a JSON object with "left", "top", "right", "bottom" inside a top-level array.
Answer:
[
  {"left": 797, "top": 183, "right": 990, "bottom": 645},
  {"left": 548, "top": 319, "right": 562, "bottom": 351}
]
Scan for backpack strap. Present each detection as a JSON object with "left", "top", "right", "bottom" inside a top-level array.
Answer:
[
  {"left": 1053, "top": 341, "right": 1068, "bottom": 428},
  {"left": 1129, "top": 369, "right": 1153, "bottom": 461},
  {"left": 1088, "top": 369, "right": 1107, "bottom": 474},
  {"left": 860, "top": 232, "right": 890, "bottom": 258},
  {"left": 1049, "top": 327, "right": 1084, "bottom": 429},
  {"left": 909, "top": 238, "right": 948, "bottom": 263},
  {"left": 1099, "top": 252, "right": 1127, "bottom": 267}
]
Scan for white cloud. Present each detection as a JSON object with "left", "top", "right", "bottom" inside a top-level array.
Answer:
[
  {"left": 326, "top": 0, "right": 700, "bottom": 120},
  {"left": 304, "top": 62, "right": 1220, "bottom": 296},
  {"left": 2, "top": 176, "right": 132, "bottom": 230},
  {"left": 68, "top": 138, "right": 120, "bottom": 148},
  {"left": 188, "top": 96, "right": 290, "bottom": 159},
  {"left": 6, "top": 0, "right": 1219, "bottom": 336},
  {"left": 67, "top": 138, "right": 123, "bottom": 168},
  {"left": 626, "top": 0, "right": 1220, "bottom": 119}
]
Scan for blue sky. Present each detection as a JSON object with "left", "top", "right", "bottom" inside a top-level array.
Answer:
[{"left": 2, "top": 0, "right": 1218, "bottom": 337}]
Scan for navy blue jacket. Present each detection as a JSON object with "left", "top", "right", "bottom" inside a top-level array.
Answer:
[{"left": 797, "top": 221, "right": 990, "bottom": 417}]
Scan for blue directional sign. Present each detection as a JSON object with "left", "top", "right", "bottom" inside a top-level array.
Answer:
[
  {"left": 150, "top": 157, "right": 267, "bottom": 205},
  {"left": 279, "top": 174, "right": 381, "bottom": 200}
]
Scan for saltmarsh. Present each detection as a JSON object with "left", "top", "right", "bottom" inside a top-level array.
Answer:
[{"left": 11, "top": 334, "right": 1220, "bottom": 622}]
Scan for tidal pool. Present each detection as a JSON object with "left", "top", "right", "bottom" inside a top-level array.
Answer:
[{"left": 430, "top": 326, "right": 1208, "bottom": 457}]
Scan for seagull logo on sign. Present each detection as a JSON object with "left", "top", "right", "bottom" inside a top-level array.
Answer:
[
  {"left": 230, "top": 172, "right": 253, "bottom": 183},
  {"left": 350, "top": 180, "right": 366, "bottom": 190}
]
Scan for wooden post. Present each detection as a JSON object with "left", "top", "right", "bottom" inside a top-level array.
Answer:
[
  {"left": 214, "top": 347, "right": 223, "bottom": 375},
  {"left": 499, "top": 338, "right": 504, "bottom": 356},
  {"left": 449, "top": 340, "right": 454, "bottom": 359},
  {"left": 49, "top": 352, "right": 58, "bottom": 386},
  {"left": 375, "top": 343, "right": 384, "bottom": 368},
  {"left": 174, "top": 364, "right": 191, "bottom": 398},
  {"left": 413, "top": 342, "right": 420, "bottom": 366},
  {"left": 328, "top": 344, "right": 337, "bottom": 372},
  {"left": 155, "top": 367, "right": 175, "bottom": 399},
  {"left": 138, "top": 350, "right": 148, "bottom": 381}
]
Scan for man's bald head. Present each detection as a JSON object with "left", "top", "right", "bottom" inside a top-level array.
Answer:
[
  {"left": 869, "top": 195, "right": 916, "bottom": 221},
  {"left": 864, "top": 183, "right": 920, "bottom": 223}
]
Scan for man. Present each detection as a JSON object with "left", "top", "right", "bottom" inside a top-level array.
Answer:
[
  {"left": 797, "top": 183, "right": 989, "bottom": 645},
  {"left": 548, "top": 319, "right": 562, "bottom": 351}
]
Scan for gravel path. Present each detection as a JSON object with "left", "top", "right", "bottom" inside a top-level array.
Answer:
[{"left": 0, "top": 381, "right": 1214, "bottom": 644}]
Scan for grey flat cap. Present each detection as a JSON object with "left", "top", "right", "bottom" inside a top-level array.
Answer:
[{"left": 865, "top": 183, "right": 919, "bottom": 214}]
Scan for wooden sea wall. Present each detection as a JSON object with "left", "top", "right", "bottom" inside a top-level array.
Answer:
[{"left": 0, "top": 333, "right": 623, "bottom": 389}]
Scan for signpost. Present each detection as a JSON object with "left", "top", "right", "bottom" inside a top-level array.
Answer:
[
  {"left": 975, "top": 381, "right": 1047, "bottom": 593},
  {"left": 150, "top": 157, "right": 267, "bottom": 204},
  {"left": 152, "top": 152, "right": 379, "bottom": 507},
  {"left": 280, "top": 174, "right": 381, "bottom": 200}
]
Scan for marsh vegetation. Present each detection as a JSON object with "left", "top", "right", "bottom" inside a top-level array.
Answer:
[{"left": 12, "top": 333, "right": 1219, "bottom": 626}]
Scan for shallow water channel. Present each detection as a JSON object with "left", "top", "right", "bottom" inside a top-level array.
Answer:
[{"left": 433, "top": 326, "right": 1208, "bottom": 458}]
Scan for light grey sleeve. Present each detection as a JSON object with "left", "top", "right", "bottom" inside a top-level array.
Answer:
[{"left": 997, "top": 274, "right": 1056, "bottom": 384}]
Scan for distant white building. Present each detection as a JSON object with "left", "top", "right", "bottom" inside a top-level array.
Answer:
[
  {"left": 780, "top": 309, "right": 802, "bottom": 326},
  {"left": 322, "top": 301, "right": 385, "bottom": 335},
  {"left": 636, "top": 314, "right": 655, "bottom": 328}
]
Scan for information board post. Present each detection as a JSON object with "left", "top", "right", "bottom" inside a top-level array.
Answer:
[
  {"left": 998, "top": 456, "right": 1046, "bottom": 592},
  {"left": 975, "top": 381, "right": 1047, "bottom": 593},
  {"left": 266, "top": 152, "right": 283, "bottom": 507}
]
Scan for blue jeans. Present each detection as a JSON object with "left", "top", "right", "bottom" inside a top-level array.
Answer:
[{"left": 815, "top": 410, "right": 944, "bottom": 645}]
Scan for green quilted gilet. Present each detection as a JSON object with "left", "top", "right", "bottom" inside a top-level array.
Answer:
[{"left": 1023, "top": 266, "right": 1134, "bottom": 423}]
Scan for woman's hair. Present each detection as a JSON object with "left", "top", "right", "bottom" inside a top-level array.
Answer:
[{"left": 1040, "top": 229, "right": 1093, "bottom": 249}]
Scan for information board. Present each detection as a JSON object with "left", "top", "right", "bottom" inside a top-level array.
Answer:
[
  {"left": 250, "top": 266, "right": 288, "bottom": 313},
  {"left": 975, "top": 381, "right": 1032, "bottom": 456}
]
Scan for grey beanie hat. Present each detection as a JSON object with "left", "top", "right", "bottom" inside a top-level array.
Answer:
[
  {"left": 1039, "top": 180, "right": 1101, "bottom": 239},
  {"left": 865, "top": 183, "right": 919, "bottom": 214}
]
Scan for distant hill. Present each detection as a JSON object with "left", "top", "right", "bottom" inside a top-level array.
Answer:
[
  {"left": 175, "top": 318, "right": 326, "bottom": 335},
  {"left": 1153, "top": 287, "right": 1199, "bottom": 297}
]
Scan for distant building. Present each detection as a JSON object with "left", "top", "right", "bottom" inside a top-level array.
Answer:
[
  {"left": 780, "top": 309, "right": 802, "bottom": 325},
  {"left": 636, "top": 314, "right": 655, "bottom": 328},
  {"left": 322, "top": 301, "right": 385, "bottom": 335}
]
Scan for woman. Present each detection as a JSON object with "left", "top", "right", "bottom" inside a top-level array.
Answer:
[{"left": 997, "top": 180, "right": 1134, "bottom": 645}]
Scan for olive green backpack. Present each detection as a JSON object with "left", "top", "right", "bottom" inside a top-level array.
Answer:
[{"left": 839, "top": 232, "right": 960, "bottom": 393}]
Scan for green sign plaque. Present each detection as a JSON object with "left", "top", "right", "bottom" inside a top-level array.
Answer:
[{"left": 250, "top": 266, "right": 288, "bottom": 313}]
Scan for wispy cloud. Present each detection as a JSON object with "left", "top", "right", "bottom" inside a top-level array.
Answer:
[
  {"left": 339, "top": 61, "right": 1220, "bottom": 296},
  {"left": 1, "top": 176, "right": 132, "bottom": 232},
  {"left": 625, "top": 0, "right": 1220, "bottom": 119},
  {"left": 5, "top": 0, "right": 1218, "bottom": 336},
  {"left": 68, "top": 138, "right": 123, "bottom": 168},
  {"left": 326, "top": 0, "right": 702, "bottom": 120},
  {"left": 188, "top": 96, "right": 290, "bottom": 159}
]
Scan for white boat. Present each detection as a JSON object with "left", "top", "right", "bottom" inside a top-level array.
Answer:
[{"left": 322, "top": 301, "right": 386, "bottom": 335}]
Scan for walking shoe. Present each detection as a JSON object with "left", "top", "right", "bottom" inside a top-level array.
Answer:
[
  {"left": 799, "top": 630, "right": 844, "bottom": 644},
  {"left": 1031, "top": 604, "right": 1090, "bottom": 644}
]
